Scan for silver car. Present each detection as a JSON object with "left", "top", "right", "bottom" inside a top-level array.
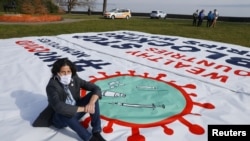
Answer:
[{"left": 150, "top": 10, "right": 167, "bottom": 19}]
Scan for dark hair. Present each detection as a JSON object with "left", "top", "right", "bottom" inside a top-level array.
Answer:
[{"left": 51, "top": 58, "right": 77, "bottom": 76}]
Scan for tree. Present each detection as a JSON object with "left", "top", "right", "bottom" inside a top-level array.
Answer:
[
  {"left": 102, "top": 0, "right": 107, "bottom": 15},
  {"left": 20, "top": 0, "right": 48, "bottom": 14},
  {"left": 34, "top": 0, "right": 49, "bottom": 14},
  {"left": 14, "top": 0, "right": 59, "bottom": 14},
  {"left": 56, "top": 0, "right": 96, "bottom": 14},
  {"left": 83, "top": 0, "right": 96, "bottom": 15},
  {"left": 67, "top": 0, "right": 77, "bottom": 13}
]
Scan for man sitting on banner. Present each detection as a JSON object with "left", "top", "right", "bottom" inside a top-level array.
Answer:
[{"left": 33, "top": 58, "right": 106, "bottom": 141}]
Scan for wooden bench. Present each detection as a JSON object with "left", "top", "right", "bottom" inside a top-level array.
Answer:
[{"left": 3, "top": 0, "right": 17, "bottom": 13}]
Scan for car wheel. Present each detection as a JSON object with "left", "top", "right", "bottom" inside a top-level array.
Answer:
[
  {"left": 111, "top": 15, "right": 115, "bottom": 20},
  {"left": 126, "top": 15, "right": 129, "bottom": 20},
  {"left": 158, "top": 16, "right": 161, "bottom": 19}
]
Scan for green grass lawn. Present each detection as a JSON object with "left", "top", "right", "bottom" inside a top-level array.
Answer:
[{"left": 0, "top": 14, "right": 249, "bottom": 48}]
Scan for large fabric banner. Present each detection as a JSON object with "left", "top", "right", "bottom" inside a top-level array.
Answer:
[{"left": 0, "top": 30, "right": 249, "bottom": 141}]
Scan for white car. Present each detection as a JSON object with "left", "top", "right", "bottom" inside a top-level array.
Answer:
[
  {"left": 150, "top": 10, "right": 167, "bottom": 19},
  {"left": 104, "top": 8, "right": 131, "bottom": 20}
]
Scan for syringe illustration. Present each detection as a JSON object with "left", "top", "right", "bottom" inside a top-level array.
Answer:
[
  {"left": 109, "top": 81, "right": 125, "bottom": 89},
  {"left": 136, "top": 85, "right": 157, "bottom": 90},
  {"left": 109, "top": 102, "right": 165, "bottom": 110},
  {"left": 102, "top": 91, "right": 126, "bottom": 97}
]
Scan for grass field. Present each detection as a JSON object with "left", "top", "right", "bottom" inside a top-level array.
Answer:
[{"left": 0, "top": 14, "right": 250, "bottom": 48}]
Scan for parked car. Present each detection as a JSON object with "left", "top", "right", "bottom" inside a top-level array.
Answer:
[
  {"left": 150, "top": 10, "right": 167, "bottom": 19},
  {"left": 104, "top": 8, "right": 131, "bottom": 20}
]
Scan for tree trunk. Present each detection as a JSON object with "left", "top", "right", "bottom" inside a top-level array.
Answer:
[
  {"left": 88, "top": 7, "right": 91, "bottom": 15},
  {"left": 67, "top": 5, "right": 71, "bottom": 13},
  {"left": 102, "top": 0, "right": 107, "bottom": 15}
]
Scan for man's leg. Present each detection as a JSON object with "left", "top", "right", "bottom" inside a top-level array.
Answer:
[
  {"left": 90, "top": 100, "right": 101, "bottom": 133},
  {"left": 91, "top": 104, "right": 106, "bottom": 141},
  {"left": 52, "top": 113, "right": 92, "bottom": 141},
  {"left": 78, "top": 92, "right": 106, "bottom": 141}
]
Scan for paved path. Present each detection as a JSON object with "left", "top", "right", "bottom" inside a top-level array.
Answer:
[{"left": 0, "top": 18, "right": 86, "bottom": 25}]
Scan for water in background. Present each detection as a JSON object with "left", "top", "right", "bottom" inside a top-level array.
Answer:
[{"left": 60, "top": 2, "right": 250, "bottom": 17}]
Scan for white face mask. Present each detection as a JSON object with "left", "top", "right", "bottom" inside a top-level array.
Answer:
[{"left": 59, "top": 74, "right": 72, "bottom": 85}]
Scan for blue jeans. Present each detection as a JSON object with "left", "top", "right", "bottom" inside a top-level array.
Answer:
[{"left": 52, "top": 93, "right": 101, "bottom": 141}]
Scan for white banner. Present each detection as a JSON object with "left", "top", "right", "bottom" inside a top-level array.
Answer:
[{"left": 0, "top": 31, "right": 249, "bottom": 141}]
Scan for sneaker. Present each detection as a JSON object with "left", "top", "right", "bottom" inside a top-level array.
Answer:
[
  {"left": 93, "top": 132, "right": 106, "bottom": 141},
  {"left": 89, "top": 135, "right": 99, "bottom": 141}
]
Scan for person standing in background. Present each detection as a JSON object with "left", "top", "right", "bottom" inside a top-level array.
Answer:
[
  {"left": 192, "top": 9, "right": 199, "bottom": 26},
  {"left": 197, "top": 9, "right": 205, "bottom": 27},
  {"left": 211, "top": 9, "right": 219, "bottom": 27},
  {"left": 207, "top": 11, "right": 214, "bottom": 27}
]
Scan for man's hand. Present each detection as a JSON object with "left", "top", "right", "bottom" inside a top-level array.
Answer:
[
  {"left": 77, "top": 94, "right": 99, "bottom": 114},
  {"left": 84, "top": 103, "right": 95, "bottom": 114}
]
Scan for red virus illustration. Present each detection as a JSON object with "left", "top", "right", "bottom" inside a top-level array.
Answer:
[{"left": 80, "top": 70, "right": 215, "bottom": 141}]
